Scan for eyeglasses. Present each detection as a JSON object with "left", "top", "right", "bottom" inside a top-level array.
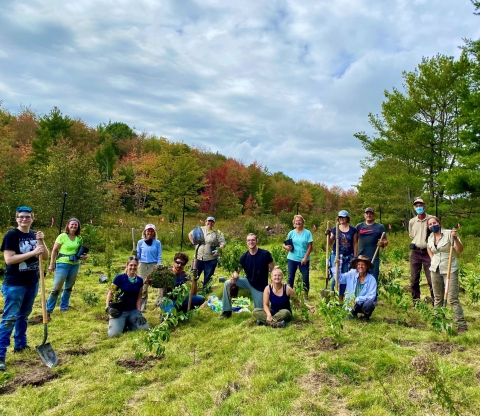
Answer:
[
  {"left": 17, "top": 216, "right": 32, "bottom": 220},
  {"left": 175, "top": 260, "right": 187, "bottom": 266}
]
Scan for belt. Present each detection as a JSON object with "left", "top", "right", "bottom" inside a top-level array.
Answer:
[{"left": 413, "top": 247, "right": 428, "bottom": 252}]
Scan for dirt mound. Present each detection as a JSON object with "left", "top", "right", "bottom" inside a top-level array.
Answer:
[
  {"left": 64, "top": 348, "right": 90, "bottom": 356},
  {"left": 1, "top": 367, "right": 57, "bottom": 395},
  {"left": 429, "top": 342, "right": 466, "bottom": 356},
  {"left": 116, "top": 355, "right": 163, "bottom": 371},
  {"left": 28, "top": 315, "right": 44, "bottom": 325}
]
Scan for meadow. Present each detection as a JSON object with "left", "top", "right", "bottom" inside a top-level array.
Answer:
[{"left": 0, "top": 220, "right": 479, "bottom": 415}]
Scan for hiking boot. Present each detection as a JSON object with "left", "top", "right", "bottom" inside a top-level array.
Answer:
[
  {"left": 271, "top": 320, "right": 286, "bottom": 328},
  {"left": 13, "top": 345, "right": 31, "bottom": 353},
  {"left": 0, "top": 358, "right": 5, "bottom": 371},
  {"left": 219, "top": 311, "right": 232, "bottom": 319}
]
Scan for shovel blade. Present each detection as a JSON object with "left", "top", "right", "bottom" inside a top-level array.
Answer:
[{"left": 36, "top": 343, "right": 57, "bottom": 368}]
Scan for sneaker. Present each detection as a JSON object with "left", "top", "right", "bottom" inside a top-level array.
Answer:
[
  {"left": 219, "top": 311, "right": 232, "bottom": 319},
  {"left": 0, "top": 358, "right": 5, "bottom": 371},
  {"left": 13, "top": 345, "right": 31, "bottom": 353},
  {"left": 271, "top": 320, "right": 286, "bottom": 328}
]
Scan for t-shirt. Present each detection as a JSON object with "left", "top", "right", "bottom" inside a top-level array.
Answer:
[
  {"left": 356, "top": 222, "right": 386, "bottom": 260},
  {"left": 286, "top": 229, "right": 313, "bottom": 262},
  {"left": 240, "top": 248, "right": 274, "bottom": 292},
  {"left": 56, "top": 233, "right": 82, "bottom": 265},
  {"left": 112, "top": 273, "right": 144, "bottom": 312},
  {"left": 1, "top": 228, "right": 39, "bottom": 286},
  {"left": 331, "top": 225, "right": 357, "bottom": 256}
]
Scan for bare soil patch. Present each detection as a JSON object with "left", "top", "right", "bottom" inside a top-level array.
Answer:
[
  {"left": 214, "top": 381, "right": 241, "bottom": 406},
  {"left": 304, "top": 337, "right": 343, "bottom": 354},
  {"left": 64, "top": 347, "right": 90, "bottom": 356},
  {"left": 94, "top": 313, "right": 109, "bottom": 322},
  {"left": 0, "top": 367, "right": 58, "bottom": 395},
  {"left": 28, "top": 315, "right": 44, "bottom": 325},
  {"left": 116, "top": 355, "right": 164, "bottom": 371},
  {"left": 299, "top": 370, "right": 338, "bottom": 390},
  {"left": 429, "top": 342, "right": 466, "bottom": 356}
]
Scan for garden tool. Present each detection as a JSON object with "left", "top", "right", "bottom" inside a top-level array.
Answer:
[
  {"left": 371, "top": 232, "right": 386, "bottom": 263},
  {"left": 320, "top": 221, "right": 332, "bottom": 299},
  {"left": 443, "top": 233, "right": 455, "bottom": 307},
  {"left": 188, "top": 226, "right": 205, "bottom": 311},
  {"left": 131, "top": 228, "right": 137, "bottom": 256},
  {"left": 36, "top": 252, "right": 57, "bottom": 368}
]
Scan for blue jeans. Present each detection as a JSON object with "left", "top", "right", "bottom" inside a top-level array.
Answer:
[
  {"left": 108, "top": 309, "right": 150, "bottom": 337},
  {"left": 196, "top": 258, "right": 218, "bottom": 286},
  {"left": 329, "top": 253, "right": 351, "bottom": 294},
  {"left": 287, "top": 259, "right": 310, "bottom": 292},
  {"left": 352, "top": 299, "right": 376, "bottom": 317},
  {"left": 0, "top": 283, "right": 39, "bottom": 358},
  {"left": 46, "top": 262, "right": 80, "bottom": 312}
]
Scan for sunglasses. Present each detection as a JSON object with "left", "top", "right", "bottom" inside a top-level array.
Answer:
[
  {"left": 175, "top": 260, "right": 187, "bottom": 266},
  {"left": 128, "top": 256, "right": 138, "bottom": 261}
]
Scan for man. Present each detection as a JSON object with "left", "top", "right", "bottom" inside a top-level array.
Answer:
[
  {"left": 219, "top": 233, "right": 274, "bottom": 318},
  {"left": 154, "top": 252, "right": 205, "bottom": 315},
  {"left": 0, "top": 206, "right": 50, "bottom": 371},
  {"left": 356, "top": 207, "right": 388, "bottom": 282},
  {"left": 408, "top": 197, "right": 434, "bottom": 303},
  {"left": 188, "top": 216, "right": 226, "bottom": 292}
]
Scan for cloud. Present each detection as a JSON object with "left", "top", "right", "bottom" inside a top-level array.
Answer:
[{"left": 1, "top": 0, "right": 479, "bottom": 189}]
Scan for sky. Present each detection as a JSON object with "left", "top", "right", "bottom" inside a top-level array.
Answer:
[{"left": 1, "top": 0, "right": 479, "bottom": 189}]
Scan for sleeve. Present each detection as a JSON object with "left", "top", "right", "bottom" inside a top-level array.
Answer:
[
  {"left": 218, "top": 231, "right": 226, "bottom": 246},
  {"left": 408, "top": 219, "right": 414, "bottom": 239},
  {"left": 356, "top": 276, "right": 377, "bottom": 304},
  {"left": 351, "top": 226, "right": 357, "bottom": 235},
  {"left": 266, "top": 250, "right": 274, "bottom": 264},
  {"left": 1, "top": 230, "right": 17, "bottom": 252},
  {"left": 239, "top": 252, "right": 247, "bottom": 270},
  {"left": 55, "top": 233, "right": 66, "bottom": 245},
  {"left": 337, "top": 269, "right": 353, "bottom": 284},
  {"left": 136, "top": 240, "right": 143, "bottom": 259},
  {"left": 112, "top": 274, "right": 122, "bottom": 286},
  {"left": 307, "top": 230, "right": 313, "bottom": 243},
  {"left": 157, "top": 240, "right": 162, "bottom": 264}
]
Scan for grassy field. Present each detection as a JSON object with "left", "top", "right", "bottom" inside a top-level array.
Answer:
[{"left": 0, "top": 233, "right": 480, "bottom": 415}]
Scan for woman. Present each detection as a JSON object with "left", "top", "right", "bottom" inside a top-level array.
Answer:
[
  {"left": 283, "top": 215, "right": 313, "bottom": 298},
  {"left": 253, "top": 267, "right": 315, "bottom": 328},
  {"left": 326, "top": 210, "right": 358, "bottom": 294},
  {"left": 188, "top": 216, "right": 226, "bottom": 292},
  {"left": 47, "top": 218, "right": 87, "bottom": 315},
  {"left": 106, "top": 257, "right": 149, "bottom": 337},
  {"left": 426, "top": 217, "right": 467, "bottom": 333},
  {"left": 137, "top": 224, "right": 162, "bottom": 311},
  {"left": 335, "top": 255, "right": 377, "bottom": 320}
]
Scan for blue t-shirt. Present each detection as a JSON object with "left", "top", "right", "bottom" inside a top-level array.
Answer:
[
  {"left": 1, "top": 228, "right": 39, "bottom": 286},
  {"left": 331, "top": 225, "right": 357, "bottom": 257},
  {"left": 240, "top": 248, "right": 274, "bottom": 292},
  {"left": 112, "top": 273, "right": 144, "bottom": 311},
  {"left": 356, "top": 222, "right": 386, "bottom": 260},
  {"left": 286, "top": 229, "right": 313, "bottom": 262}
]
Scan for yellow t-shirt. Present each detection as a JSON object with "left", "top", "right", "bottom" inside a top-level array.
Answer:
[{"left": 56, "top": 233, "right": 82, "bottom": 264}]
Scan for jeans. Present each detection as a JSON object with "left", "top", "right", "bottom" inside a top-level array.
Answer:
[
  {"left": 287, "top": 259, "right": 310, "bottom": 293},
  {"left": 431, "top": 270, "right": 467, "bottom": 330},
  {"left": 329, "top": 253, "right": 350, "bottom": 294},
  {"left": 196, "top": 258, "right": 218, "bottom": 286},
  {"left": 46, "top": 262, "right": 80, "bottom": 312},
  {"left": 410, "top": 249, "right": 433, "bottom": 300},
  {"left": 107, "top": 309, "right": 150, "bottom": 337},
  {"left": 222, "top": 278, "right": 264, "bottom": 312},
  {"left": 253, "top": 308, "right": 292, "bottom": 324},
  {"left": 0, "top": 283, "right": 39, "bottom": 358},
  {"left": 352, "top": 299, "right": 376, "bottom": 317}
]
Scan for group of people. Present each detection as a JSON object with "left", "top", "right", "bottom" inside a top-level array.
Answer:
[{"left": 0, "top": 201, "right": 468, "bottom": 371}]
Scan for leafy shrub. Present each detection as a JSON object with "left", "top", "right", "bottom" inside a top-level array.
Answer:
[
  {"left": 459, "top": 270, "right": 480, "bottom": 305},
  {"left": 219, "top": 239, "right": 244, "bottom": 273},
  {"left": 82, "top": 291, "right": 100, "bottom": 307},
  {"left": 147, "top": 265, "right": 176, "bottom": 289},
  {"left": 317, "top": 293, "right": 351, "bottom": 346},
  {"left": 270, "top": 245, "right": 287, "bottom": 274}
]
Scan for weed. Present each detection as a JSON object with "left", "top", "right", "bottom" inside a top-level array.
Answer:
[
  {"left": 459, "top": 270, "right": 480, "bottom": 305},
  {"left": 84, "top": 267, "right": 93, "bottom": 277},
  {"left": 219, "top": 239, "right": 245, "bottom": 273},
  {"left": 0, "top": 371, "right": 13, "bottom": 390},
  {"left": 90, "top": 254, "right": 102, "bottom": 267},
  {"left": 270, "top": 245, "right": 287, "bottom": 274},
  {"left": 317, "top": 292, "right": 351, "bottom": 346},
  {"left": 82, "top": 291, "right": 100, "bottom": 307},
  {"left": 415, "top": 301, "right": 454, "bottom": 335},
  {"left": 411, "top": 355, "right": 459, "bottom": 415},
  {"left": 292, "top": 275, "right": 310, "bottom": 320}
]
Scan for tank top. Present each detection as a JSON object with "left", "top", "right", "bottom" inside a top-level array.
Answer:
[{"left": 269, "top": 284, "right": 291, "bottom": 315}]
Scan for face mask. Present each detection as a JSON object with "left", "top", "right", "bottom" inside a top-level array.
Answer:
[
  {"left": 429, "top": 225, "right": 440, "bottom": 233},
  {"left": 415, "top": 206, "right": 424, "bottom": 215}
]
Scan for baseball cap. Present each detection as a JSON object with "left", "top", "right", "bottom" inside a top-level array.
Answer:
[
  {"left": 144, "top": 224, "right": 156, "bottom": 231},
  {"left": 338, "top": 210, "right": 350, "bottom": 217},
  {"left": 16, "top": 206, "right": 32, "bottom": 213},
  {"left": 364, "top": 207, "right": 375, "bottom": 213},
  {"left": 206, "top": 216, "right": 215, "bottom": 222},
  {"left": 413, "top": 197, "right": 425, "bottom": 205}
]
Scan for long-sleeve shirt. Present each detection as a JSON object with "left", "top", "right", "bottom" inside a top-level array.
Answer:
[
  {"left": 189, "top": 227, "right": 226, "bottom": 261},
  {"left": 333, "top": 268, "right": 377, "bottom": 309},
  {"left": 136, "top": 239, "right": 162, "bottom": 264},
  {"left": 427, "top": 229, "right": 460, "bottom": 274}
]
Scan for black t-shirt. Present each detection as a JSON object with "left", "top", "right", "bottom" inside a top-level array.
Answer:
[
  {"left": 239, "top": 248, "right": 274, "bottom": 292},
  {"left": 112, "top": 273, "right": 144, "bottom": 311},
  {"left": 1, "top": 228, "right": 39, "bottom": 286}
]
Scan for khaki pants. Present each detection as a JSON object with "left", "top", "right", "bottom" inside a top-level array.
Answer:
[
  {"left": 253, "top": 308, "right": 292, "bottom": 325},
  {"left": 431, "top": 269, "right": 467, "bottom": 330},
  {"left": 138, "top": 262, "right": 157, "bottom": 311}
]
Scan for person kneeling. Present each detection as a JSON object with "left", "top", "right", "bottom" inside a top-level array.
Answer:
[
  {"left": 106, "top": 257, "right": 149, "bottom": 337},
  {"left": 254, "top": 267, "right": 315, "bottom": 328},
  {"left": 336, "top": 255, "right": 377, "bottom": 321}
]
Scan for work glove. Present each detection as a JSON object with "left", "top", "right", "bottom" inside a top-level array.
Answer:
[
  {"left": 134, "top": 315, "right": 148, "bottom": 326},
  {"left": 324, "top": 229, "right": 331, "bottom": 236},
  {"left": 105, "top": 306, "right": 121, "bottom": 318}
]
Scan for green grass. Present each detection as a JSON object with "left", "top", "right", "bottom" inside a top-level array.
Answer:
[{"left": 0, "top": 242, "right": 480, "bottom": 415}]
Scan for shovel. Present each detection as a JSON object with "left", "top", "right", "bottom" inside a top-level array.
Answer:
[
  {"left": 131, "top": 228, "right": 137, "bottom": 256},
  {"left": 36, "top": 253, "right": 57, "bottom": 368},
  {"left": 371, "top": 232, "right": 386, "bottom": 263},
  {"left": 188, "top": 226, "right": 205, "bottom": 311},
  {"left": 320, "top": 221, "right": 332, "bottom": 299},
  {"left": 443, "top": 234, "right": 455, "bottom": 308}
]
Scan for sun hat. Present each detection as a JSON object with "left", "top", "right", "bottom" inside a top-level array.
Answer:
[{"left": 350, "top": 255, "right": 374, "bottom": 270}]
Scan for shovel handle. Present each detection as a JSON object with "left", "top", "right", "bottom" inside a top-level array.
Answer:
[
  {"left": 335, "top": 222, "right": 340, "bottom": 292},
  {"left": 371, "top": 232, "right": 386, "bottom": 263},
  {"left": 325, "top": 221, "right": 330, "bottom": 280},
  {"left": 443, "top": 237, "right": 455, "bottom": 307},
  {"left": 38, "top": 244, "right": 49, "bottom": 325},
  {"left": 132, "top": 228, "right": 136, "bottom": 251}
]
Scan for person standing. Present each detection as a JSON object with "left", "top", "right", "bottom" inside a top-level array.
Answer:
[
  {"left": 47, "top": 218, "right": 88, "bottom": 315},
  {"left": 137, "top": 224, "right": 162, "bottom": 311},
  {"left": 283, "top": 215, "right": 313, "bottom": 298},
  {"left": 219, "top": 233, "right": 274, "bottom": 319},
  {"left": 356, "top": 207, "right": 388, "bottom": 282},
  {"left": 408, "top": 198, "right": 434, "bottom": 303},
  {"left": 188, "top": 216, "right": 226, "bottom": 292},
  {"left": 326, "top": 210, "right": 358, "bottom": 294},
  {"left": 426, "top": 217, "right": 467, "bottom": 333},
  {"left": 0, "top": 206, "right": 49, "bottom": 371}
]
